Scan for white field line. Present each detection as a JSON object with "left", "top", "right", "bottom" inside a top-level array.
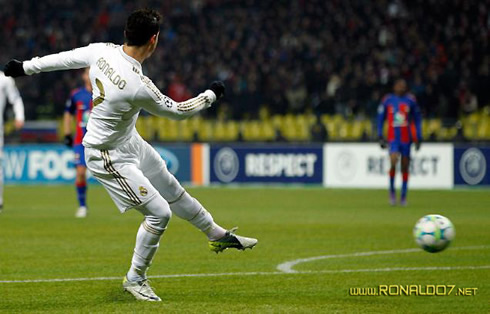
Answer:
[
  {"left": 0, "top": 246, "right": 488, "bottom": 284},
  {"left": 294, "top": 265, "right": 490, "bottom": 274},
  {"left": 1, "top": 266, "right": 489, "bottom": 284},
  {"left": 276, "top": 245, "right": 489, "bottom": 273},
  {"left": 0, "top": 272, "right": 280, "bottom": 284}
]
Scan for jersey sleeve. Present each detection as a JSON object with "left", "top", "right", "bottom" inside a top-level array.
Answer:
[
  {"left": 5, "top": 77, "right": 25, "bottom": 121},
  {"left": 23, "top": 43, "right": 103, "bottom": 75},
  {"left": 134, "top": 76, "right": 216, "bottom": 120},
  {"left": 376, "top": 96, "right": 388, "bottom": 138}
]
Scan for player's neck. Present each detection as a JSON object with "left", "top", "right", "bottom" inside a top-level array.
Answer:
[
  {"left": 85, "top": 82, "right": 92, "bottom": 93},
  {"left": 122, "top": 44, "right": 150, "bottom": 64}
]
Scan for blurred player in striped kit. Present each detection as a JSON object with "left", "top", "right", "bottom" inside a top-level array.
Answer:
[
  {"left": 0, "top": 71, "right": 24, "bottom": 212},
  {"left": 377, "top": 79, "right": 422, "bottom": 206},
  {"left": 63, "top": 68, "right": 92, "bottom": 218},
  {"left": 4, "top": 8, "right": 257, "bottom": 301}
]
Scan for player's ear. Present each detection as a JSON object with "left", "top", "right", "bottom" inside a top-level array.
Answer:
[{"left": 150, "top": 33, "right": 159, "bottom": 44}]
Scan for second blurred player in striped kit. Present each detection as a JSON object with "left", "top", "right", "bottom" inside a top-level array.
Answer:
[
  {"left": 0, "top": 70, "right": 24, "bottom": 212},
  {"left": 377, "top": 79, "right": 422, "bottom": 206},
  {"left": 63, "top": 68, "right": 92, "bottom": 217}
]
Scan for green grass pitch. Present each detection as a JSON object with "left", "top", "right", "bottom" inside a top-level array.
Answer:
[{"left": 0, "top": 186, "right": 488, "bottom": 313}]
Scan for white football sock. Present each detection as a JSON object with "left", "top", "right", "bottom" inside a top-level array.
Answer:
[
  {"left": 169, "top": 192, "right": 226, "bottom": 241},
  {"left": 146, "top": 169, "right": 226, "bottom": 241}
]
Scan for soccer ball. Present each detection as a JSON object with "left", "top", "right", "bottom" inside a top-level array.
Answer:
[{"left": 413, "top": 214, "right": 455, "bottom": 253}]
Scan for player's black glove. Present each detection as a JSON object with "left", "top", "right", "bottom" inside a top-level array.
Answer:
[
  {"left": 379, "top": 136, "right": 387, "bottom": 149},
  {"left": 415, "top": 140, "right": 421, "bottom": 151},
  {"left": 64, "top": 135, "right": 73, "bottom": 148},
  {"left": 209, "top": 81, "right": 225, "bottom": 99},
  {"left": 4, "top": 59, "right": 26, "bottom": 77}
]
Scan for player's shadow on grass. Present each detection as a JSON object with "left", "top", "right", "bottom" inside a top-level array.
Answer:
[
  {"left": 107, "top": 288, "right": 138, "bottom": 303},
  {"left": 107, "top": 288, "right": 174, "bottom": 308}
]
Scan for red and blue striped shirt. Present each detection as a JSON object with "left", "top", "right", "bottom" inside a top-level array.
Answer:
[
  {"left": 65, "top": 87, "right": 92, "bottom": 145},
  {"left": 377, "top": 93, "right": 422, "bottom": 143}
]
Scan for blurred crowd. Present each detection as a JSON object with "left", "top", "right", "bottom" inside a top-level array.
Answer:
[{"left": 1, "top": 0, "right": 488, "bottom": 121}]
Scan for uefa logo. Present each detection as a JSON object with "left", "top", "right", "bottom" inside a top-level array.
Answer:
[
  {"left": 214, "top": 147, "right": 239, "bottom": 183},
  {"left": 459, "top": 148, "right": 486, "bottom": 185},
  {"left": 335, "top": 150, "right": 357, "bottom": 181}
]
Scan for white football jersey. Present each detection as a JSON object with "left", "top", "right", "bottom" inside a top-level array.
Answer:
[
  {"left": 0, "top": 71, "right": 24, "bottom": 136},
  {"left": 23, "top": 43, "right": 216, "bottom": 149}
]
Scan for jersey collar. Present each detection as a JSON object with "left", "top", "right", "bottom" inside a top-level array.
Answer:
[{"left": 118, "top": 46, "right": 143, "bottom": 73}]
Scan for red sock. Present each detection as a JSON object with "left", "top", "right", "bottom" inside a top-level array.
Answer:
[
  {"left": 402, "top": 172, "right": 409, "bottom": 182},
  {"left": 76, "top": 181, "right": 86, "bottom": 188},
  {"left": 76, "top": 181, "right": 87, "bottom": 207},
  {"left": 401, "top": 171, "right": 409, "bottom": 199},
  {"left": 389, "top": 169, "right": 395, "bottom": 193}
]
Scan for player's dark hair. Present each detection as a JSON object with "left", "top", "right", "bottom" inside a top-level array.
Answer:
[{"left": 124, "top": 9, "right": 161, "bottom": 46}]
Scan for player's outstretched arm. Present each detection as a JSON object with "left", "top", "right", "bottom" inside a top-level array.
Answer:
[
  {"left": 137, "top": 80, "right": 225, "bottom": 120},
  {"left": 4, "top": 76, "right": 25, "bottom": 128},
  {"left": 63, "top": 112, "right": 74, "bottom": 148},
  {"left": 4, "top": 44, "right": 101, "bottom": 77}
]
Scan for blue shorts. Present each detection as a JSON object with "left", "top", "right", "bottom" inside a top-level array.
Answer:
[
  {"left": 73, "top": 144, "right": 86, "bottom": 167},
  {"left": 389, "top": 141, "right": 411, "bottom": 157}
]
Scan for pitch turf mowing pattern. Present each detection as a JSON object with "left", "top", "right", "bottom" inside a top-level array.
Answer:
[{"left": 0, "top": 186, "right": 488, "bottom": 313}]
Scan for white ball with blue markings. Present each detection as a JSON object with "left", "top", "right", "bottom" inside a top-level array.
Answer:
[{"left": 413, "top": 215, "right": 455, "bottom": 253}]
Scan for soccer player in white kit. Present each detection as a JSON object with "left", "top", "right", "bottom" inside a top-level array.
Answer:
[
  {"left": 4, "top": 9, "right": 257, "bottom": 302},
  {"left": 0, "top": 71, "right": 24, "bottom": 212}
]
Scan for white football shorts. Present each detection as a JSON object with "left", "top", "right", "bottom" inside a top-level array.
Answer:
[{"left": 85, "top": 133, "right": 169, "bottom": 212}]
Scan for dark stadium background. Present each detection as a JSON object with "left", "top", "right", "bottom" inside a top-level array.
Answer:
[{"left": 1, "top": 0, "right": 488, "bottom": 143}]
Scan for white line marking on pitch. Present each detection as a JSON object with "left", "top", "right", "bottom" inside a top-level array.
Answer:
[
  {"left": 293, "top": 265, "right": 490, "bottom": 274},
  {"left": 1, "top": 266, "right": 489, "bottom": 284},
  {"left": 0, "top": 246, "right": 488, "bottom": 284},
  {"left": 276, "top": 245, "right": 489, "bottom": 273},
  {"left": 0, "top": 272, "right": 278, "bottom": 284}
]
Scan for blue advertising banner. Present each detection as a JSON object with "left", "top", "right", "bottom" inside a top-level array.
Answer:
[
  {"left": 209, "top": 145, "right": 323, "bottom": 184},
  {"left": 3, "top": 144, "right": 192, "bottom": 184},
  {"left": 153, "top": 144, "right": 191, "bottom": 183},
  {"left": 454, "top": 146, "right": 490, "bottom": 186},
  {"left": 3, "top": 144, "right": 91, "bottom": 184}
]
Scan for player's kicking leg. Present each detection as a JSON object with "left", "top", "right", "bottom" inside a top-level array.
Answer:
[
  {"left": 147, "top": 174, "right": 258, "bottom": 253},
  {"left": 166, "top": 190, "right": 258, "bottom": 253},
  {"left": 141, "top": 142, "right": 257, "bottom": 253}
]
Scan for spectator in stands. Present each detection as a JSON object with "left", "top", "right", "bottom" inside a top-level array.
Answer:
[
  {"left": 311, "top": 116, "right": 328, "bottom": 142},
  {"left": 286, "top": 72, "right": 307, "bottom": 113},
  {"left": 453, "top": 121, "right": 467, "bottom": 142},
  {"left": 458, "top": 83, "right": 478, "bottom": 115},
  {"left": 167, "top": 75, "right": 192, "bottom": 102},
  {"left": 0, "top": 0, "right": 487, "bottom": 138}
]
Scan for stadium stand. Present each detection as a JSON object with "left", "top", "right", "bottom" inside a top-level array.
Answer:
[{"left": 1, "top": 0, "right": 489, "bottom": 142}]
